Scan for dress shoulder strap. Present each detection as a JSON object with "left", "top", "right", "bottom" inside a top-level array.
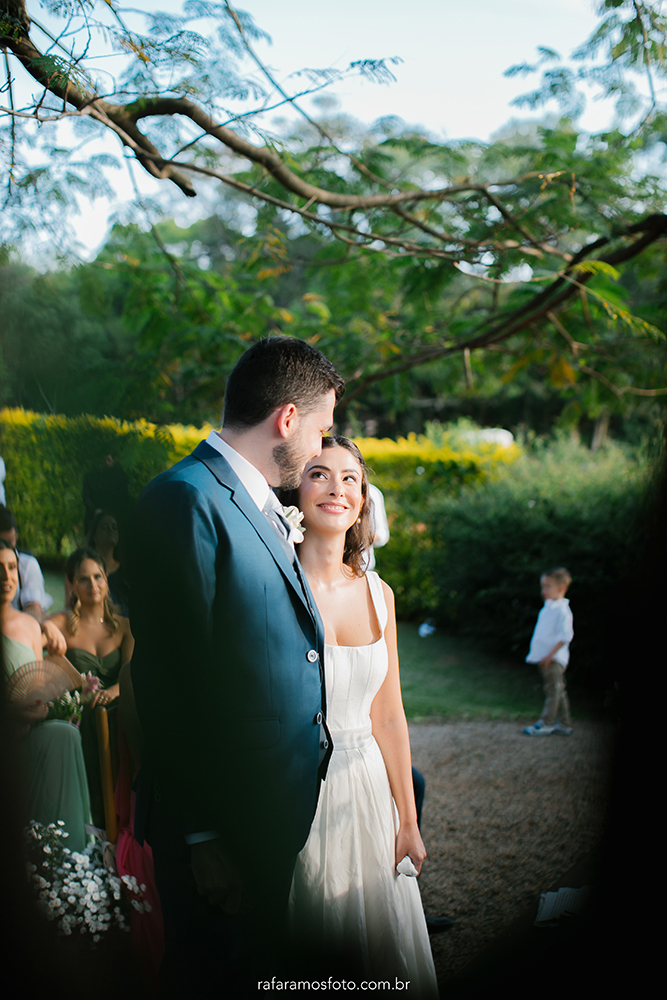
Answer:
[{"left": 366, "top": 570, "right": 389, "bottom": 635}]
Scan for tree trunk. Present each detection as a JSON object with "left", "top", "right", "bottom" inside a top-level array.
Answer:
[{"left": 591, "top": 411, "right": 610, "bottom": 452}]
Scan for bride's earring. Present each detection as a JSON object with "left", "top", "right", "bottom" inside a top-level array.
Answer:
[{"left": 356, "top": 517, "right": 361, "bottom": 524}]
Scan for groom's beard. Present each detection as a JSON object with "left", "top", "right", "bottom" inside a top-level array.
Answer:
[{"left": 273, "top": 440, "right": 309, "bottom": 489}]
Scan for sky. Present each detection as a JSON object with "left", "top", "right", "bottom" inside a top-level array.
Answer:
[{"left": 14, "top": 0, "right": 615, "bottom": 257}]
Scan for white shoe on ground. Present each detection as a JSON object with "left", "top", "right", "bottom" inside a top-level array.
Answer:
[
  {"left": 552, "top": 721, "right": 573, "bottom": 735},
  {"left": 522, "top": 720, "right": 555, "bottom": 735}
]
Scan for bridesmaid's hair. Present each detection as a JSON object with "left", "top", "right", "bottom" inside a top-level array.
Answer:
[
  {"left": 65, "top": 547, "right": 119, "bottom": 635},
  {"left": 280, "top": 436, "right": 375, "bottom": 577},
  {"left": 86, "top": 509, "right": 121, "bottom": 558}
]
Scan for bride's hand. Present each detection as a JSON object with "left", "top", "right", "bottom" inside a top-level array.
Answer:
[{"left": 395, "top": 821, "right": 427, "bottom": 876}]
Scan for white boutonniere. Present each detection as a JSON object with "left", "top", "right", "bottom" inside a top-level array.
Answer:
[{"left": 280, "top": 504, "right": 306, "bottom": 543}]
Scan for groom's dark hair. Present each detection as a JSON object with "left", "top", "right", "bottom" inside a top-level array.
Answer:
[{"left": 223, "top": 336, "right": 345, "bottom": 429}]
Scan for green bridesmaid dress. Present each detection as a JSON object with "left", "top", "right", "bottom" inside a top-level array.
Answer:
[
  {"left": 3, "top": 634, "right": 92, "bottom": 853},
  {"left": 66, "top": 647, "right": 123, "bottom": 829}
]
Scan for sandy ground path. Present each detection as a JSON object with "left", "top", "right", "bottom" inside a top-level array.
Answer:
[{"left": 409, "top": 720, "right": 614, "bottom": 990}]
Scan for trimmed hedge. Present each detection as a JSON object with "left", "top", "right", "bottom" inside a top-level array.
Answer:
[
  {"left": 0, "top": 410, "right": 519, "bottom": 561},
  {"left": 2, "top": 406, "right": 654, "bottom": 683},
  {"left": 359, "top": 433, "right": 521, "bottom": 616},
  {"left": 0, "top": 408, "right": 173, "bottom": 557}
]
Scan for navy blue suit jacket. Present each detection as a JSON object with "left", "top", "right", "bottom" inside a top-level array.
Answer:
[{"left": 128, "top": 441, "right": 330, "bottom": 863}]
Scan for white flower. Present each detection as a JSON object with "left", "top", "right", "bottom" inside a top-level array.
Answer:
[{"left": 280, "top": 504, "right": 306, "bottom": 543}]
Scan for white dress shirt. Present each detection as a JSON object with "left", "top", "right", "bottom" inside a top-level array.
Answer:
[
  {"left": 205, "top": 430, "right": 271, "bottom": 512},
  {"left": 526, "top": 598, "right": 574, "bottom": 668},
  {"left": 12, "top": 552, "right": 54, "bottom": 613}
]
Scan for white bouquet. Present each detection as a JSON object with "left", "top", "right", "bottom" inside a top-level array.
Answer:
[{"left": 24, "top": 821, "right": 150, "bottom": 944}]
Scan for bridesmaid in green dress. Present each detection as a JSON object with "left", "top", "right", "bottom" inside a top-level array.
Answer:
[
  {"left": 0, "top": 540, "right": 92, "bottom": 852},
  {"left": 49, "top": 547, "right": 134, "bottom": 827}
]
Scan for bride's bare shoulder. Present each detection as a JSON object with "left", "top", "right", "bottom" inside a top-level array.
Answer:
[{"left": 376, "top": 576, "right": 395, "bottom": 607}]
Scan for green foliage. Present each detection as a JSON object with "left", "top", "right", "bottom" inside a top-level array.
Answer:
[
  {"left": 0, "top": 260, "right": 134, "bottom": 416},
  {"left": 506, "top": 0, "right": 667, "bottom": 132},
  {"left": 0, "top": 408, "right": 172, "bottom": 557},
  {"left": 364, "top": 428, "right": 521, "bottom": 617},
  {"left": 3, "top": 166, "right": 664, "bottom": 439},
  {"left": 375, "top": 433, "right": 658, "bottom": 684}
]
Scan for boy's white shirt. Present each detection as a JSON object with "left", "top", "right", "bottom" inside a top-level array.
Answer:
[{"left": 526, "top": 597, "right": 574, "bottom": 668}]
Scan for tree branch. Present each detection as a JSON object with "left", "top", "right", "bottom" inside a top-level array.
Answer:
[
  {"left": 1, "top": 0, "right": 570, "bottom": 217},
  {"left": 341, "top": 212, "right": 667, "bottom": 403}
]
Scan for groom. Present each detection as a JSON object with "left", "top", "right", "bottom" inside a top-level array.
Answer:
[{"left": 128, "top": 337, "right": 344, "bottom": 995}]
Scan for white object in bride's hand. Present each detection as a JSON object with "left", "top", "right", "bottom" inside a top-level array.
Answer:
[{"left": 396, "top": 856, "right": 419, "bottom": 877}]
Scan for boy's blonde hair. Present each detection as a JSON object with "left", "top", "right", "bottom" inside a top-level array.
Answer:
[{"left": 542, "top": 567, "right": 572, "bottom": 588}]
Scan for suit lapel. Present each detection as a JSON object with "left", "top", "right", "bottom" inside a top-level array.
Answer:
[
  {"left": 193, "top": 442, "right": 316, "bottom": 625},
  {"left": 293, "top": 558, "right": 325, "bottom": 650}
]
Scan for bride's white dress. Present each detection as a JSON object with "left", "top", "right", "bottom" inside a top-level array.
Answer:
[{"left": 289, "top": 571, "right": 438, "bottom": 996}]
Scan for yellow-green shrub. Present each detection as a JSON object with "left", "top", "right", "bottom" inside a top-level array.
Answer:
[
  {"left": 353, "top": 433, "right": 521, "bottom": 617},
  {"left": 0, "top": 408, "right": 173, "bottom": 557},
  {"left": 0, "top": 410, "right": 520, "bottom": 572}
]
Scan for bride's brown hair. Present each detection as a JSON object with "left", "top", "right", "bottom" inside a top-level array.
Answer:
[{"left": 280, "top": 436, "right": 376, "bottom": 577}]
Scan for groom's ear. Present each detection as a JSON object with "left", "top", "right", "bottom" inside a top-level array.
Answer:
[{"left": 274, "top": 403, "right": 298, "bottom": 439}]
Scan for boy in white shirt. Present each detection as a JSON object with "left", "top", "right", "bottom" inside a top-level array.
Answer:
[{"left": 523, "top": 567, "right": 574, "bottom": 736}]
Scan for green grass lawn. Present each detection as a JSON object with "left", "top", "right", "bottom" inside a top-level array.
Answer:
[
  {"left": 397, "top": 621, "right": 601, "bottom": 722},
  {"left": 43, "top": 570, "right": 66, "bottom": 614}
]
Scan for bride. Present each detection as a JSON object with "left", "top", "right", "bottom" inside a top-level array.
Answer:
[{"left": 283, "top": 436, "right": 438, "bottom": 996}]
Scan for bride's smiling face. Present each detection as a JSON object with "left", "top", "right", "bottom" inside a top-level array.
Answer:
[{"left": 299, "top": 445, "right": 365, "bottom": 535}]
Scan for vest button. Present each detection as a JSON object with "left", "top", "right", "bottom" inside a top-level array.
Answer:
[
  {"left": 315, "top": 712, "right": 323, "bottom": 725},
  {"left": 321, "top": 739, "right": 329, "bottom": 750},
  {"left": 307, "top": 649, "right": 319, "bottom": 662}
]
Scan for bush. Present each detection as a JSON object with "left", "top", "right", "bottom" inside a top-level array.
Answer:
[
  {"left": 414, "top": 436, "right": 657, "bottom": 684},
  {"left": 0, "top": 408, "right": 173, "bottom": 558},
  {"left": 0, "top": 411, "right": 519, "bottom": 564},
  {"left": 360, "top": 430, "right": 522, "bottom": 618}
]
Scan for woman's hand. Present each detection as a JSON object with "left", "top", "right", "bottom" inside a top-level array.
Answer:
[
  {"left": 23, "top": 703, "right": 49, "bottom": 724},
  {"left": 395, "top": 820, "right": 427, "bottom": 876},
  {"left": 190, "top": 839, "right": 246, "bottom": 914},
  {"left": 93, "top": 683, "right": 120, "bottom": 708},
  {"left": 10, "top": 701, "right": 48, "bottom": 737},
  {"left": 41, "top": 620, "right": 67, "bottom": 656}
]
